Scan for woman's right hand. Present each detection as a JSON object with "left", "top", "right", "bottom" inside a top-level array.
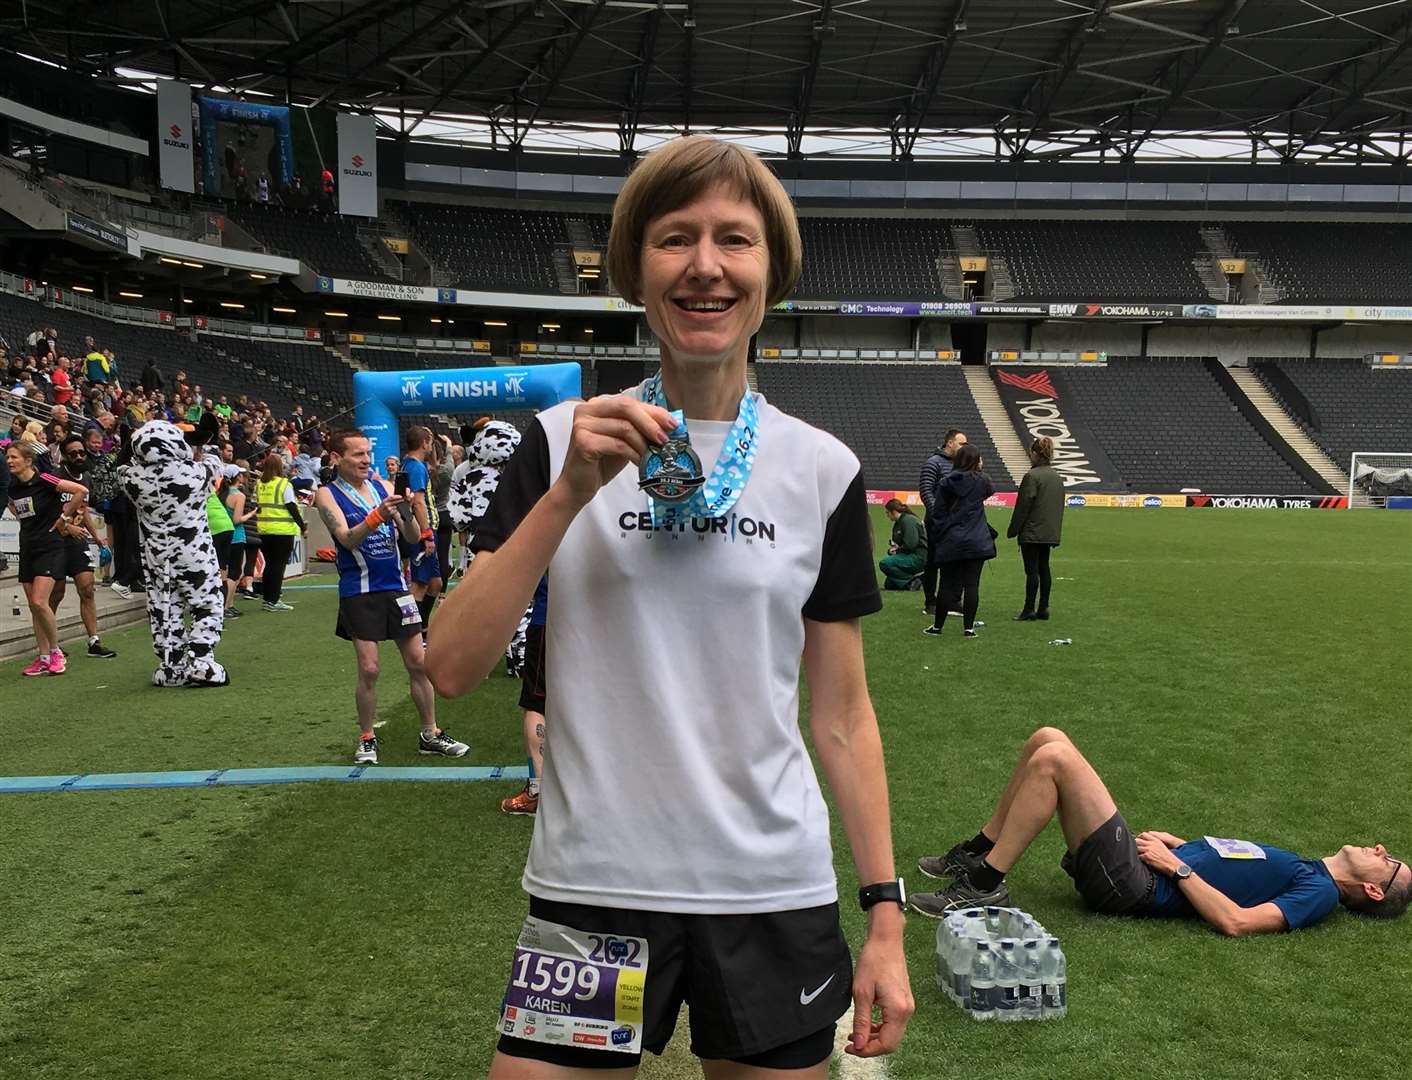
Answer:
[{"left": 557, "top": 396, "right": 677, "bottom": 509}]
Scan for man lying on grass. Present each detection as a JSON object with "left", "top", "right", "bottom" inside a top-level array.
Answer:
[{"left": 909, "top": 727, "right": 1409, "bottom": 934}]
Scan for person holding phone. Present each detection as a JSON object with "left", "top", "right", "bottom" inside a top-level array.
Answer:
[
  {"left": 396, "top": 426, "right": 443, "bottom": 632},
  {"left": 314, "top": 429, "right": 468, "bottom": 765}
]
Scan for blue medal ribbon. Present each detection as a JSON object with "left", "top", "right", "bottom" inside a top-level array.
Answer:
[
  {"left": 638, "top": 370, "right": 759, "bottom": 525},
  {"left": 336, "top": 478, "right": 390, "bottom": 540}
]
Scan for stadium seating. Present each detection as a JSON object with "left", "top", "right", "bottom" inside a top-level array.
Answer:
[
  {"left": 1225, "top": 223, "right": 1412, "bottom": 303},
  {"left": 754, "top": 362, "right": 1015, "bottom": 490},
  {"left": 794, "top": 217, "right": 952, "bottom": 299},
  {"left": 392, "top": 202, "right": 570, "bottom": 293},
  {"left": 1250, "top": 357, "right": 1412, "bottom": 470},
  {"left": 228, "top": 203, "right": 389, "bottom": 281},
  {"left": 0, "top": 292, "right": 350, "bottom": 416},
  {"left": 972, "top": 220, "right": 1208, "bottom": 301},
  {"left": 1058, "top": 356, "right": 1312, "bottom": 492}
]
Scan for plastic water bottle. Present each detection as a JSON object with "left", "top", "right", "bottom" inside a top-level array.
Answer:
[
  {"left": 953, "top": 928, "right": 976, "bottom": 1009},
  {"left": 1049, "top": 638, "right": 1073, "bottom": 646},
  {"left": 995, "top": 940, "right": 1021, "bottom": 1020},
  {"left": 1019, "top": 940, "right": 1043, "bottom": 1021},
  {"left": 969, "top": 942, "right": 996, "bottom": 1020},
  {"left": 985, "top": 906, "right": 1004, "bottom": 935},
  {"left": 934, "top": 919, "right": 953, "bottom": 998},
  {"left": 1041, "top": 937, "right": 1067, "bottom": 1019}
]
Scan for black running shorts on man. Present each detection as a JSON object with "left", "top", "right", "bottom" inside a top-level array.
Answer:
[
  {"left": 517, "top": 623, "right": 547, "bottom": 713},
  {"left": 496, "top": 896, "right": 851, "bottom": 1070},
  {"left": 335, "top": 591, "right": 423, "bottom": 642},
  {"left": 1061, "top": 810, "right": 1156, "bottom": 915}
]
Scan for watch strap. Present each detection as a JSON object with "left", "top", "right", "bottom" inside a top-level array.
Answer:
[{"left": 858, "top": 878, "right": 906, "bottom": 911}]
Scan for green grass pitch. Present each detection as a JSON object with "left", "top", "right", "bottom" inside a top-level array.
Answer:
[{"left": 2, "top": 506, "right": 1408, "bottom": 1079}]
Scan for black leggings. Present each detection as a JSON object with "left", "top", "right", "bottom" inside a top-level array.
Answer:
[
  {"left": 260, "top": 534, "right": 296, "bottom": 604},
  {"left": 1021, "top": 543, "right": 1054, "bottom": 613},
  {"left": 436, "top": 522, "right": 453, "bottom": 581},
  {"left": 935, "top": 558, "right": 984, "bottom": 631},
  {"left": 226, "top": 542, "right": 246, "bottom": 583}
]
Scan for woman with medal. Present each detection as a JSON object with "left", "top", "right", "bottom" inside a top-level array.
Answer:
[
  {"left": 429, "top": 136, "right": 913, "bottom": 1077},
  {"left": 313, "top": 430, "right": 469, "bottom": 766}
]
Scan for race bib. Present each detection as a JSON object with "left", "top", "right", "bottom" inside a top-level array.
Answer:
[
  {"left": 1204, "top": 836, "right": 1267, "bottom": 860},
  {"left": 395, "top": 593, "right": 420, "bottom": 626},
  {"left": 499, "top": 916, "right": 648, "bottom": 1054},
  {"left": 13, "top": 496, "right": 35, "bottom": 519}
]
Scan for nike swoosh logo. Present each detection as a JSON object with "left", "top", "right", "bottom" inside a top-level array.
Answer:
[{"left": 799, "top": 973, "right": 835, "bottom": 1006}]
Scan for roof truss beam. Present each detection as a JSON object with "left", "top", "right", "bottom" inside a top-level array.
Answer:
[
  {"left": 786, "top": 0, "right": 835, "bottom": 158},
  {"left": 618, "top": 5, "right": 661, "bottom": 156},
  {"left": 889, "top": 0, "right": 965, "bottom": 161},
  {"left": 1015, "top": 0, "right": 1113, "bottom": 156}
]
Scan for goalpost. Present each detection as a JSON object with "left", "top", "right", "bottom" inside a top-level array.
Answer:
[{"left": 1348, "top": 453, "right": 1412, "bottom": 508}]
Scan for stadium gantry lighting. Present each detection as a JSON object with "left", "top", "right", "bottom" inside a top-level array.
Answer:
[
  {"left": 250, "top": 272, "right": 268, "bottom": 280},
  {"left": 220, "top": 302, "right": 245, "bottom": 310},
  {"left": 324, "top": 311, "right": 349, "bottom": 318},
  {"left": 118, "top": 291, "right": 143, "bottom": 299},
  {"left": 159, "top": 257, "right": 182, "bottom": 266},
  {"left": 71, "top": 285, "right": 93, "bottom": 293},
  {"left": 272, "top": 306, "right": 296, "bottom": 314},
  {"left": 376, "top": 315, "right": 401, "bottom": 321},
  {"left": 182, "top": 261, "right": 203, "bottom": 269},
  {"left": 484, "top": 320, "right": 508, "bottom": 327}
]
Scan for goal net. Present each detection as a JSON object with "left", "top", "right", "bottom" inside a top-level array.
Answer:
[{"left": 1349, "top": 453, "right": 1412, "bottom": 507}]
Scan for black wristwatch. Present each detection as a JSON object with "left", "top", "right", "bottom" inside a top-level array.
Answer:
[
  {"left": 1173, "top": 862, "right": 1193, "bottom": 883},
  {"left": 858, "top": 878, "right": 907, "bottom": 911}
]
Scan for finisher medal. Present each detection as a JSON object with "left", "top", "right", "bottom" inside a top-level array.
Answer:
[{"left": 638, "top": 422, "right": 706, "bottom": 505}]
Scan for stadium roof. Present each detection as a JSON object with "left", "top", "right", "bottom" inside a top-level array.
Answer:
[{"left": 8, "top": 1, "right": 1412, "bottom": 162}]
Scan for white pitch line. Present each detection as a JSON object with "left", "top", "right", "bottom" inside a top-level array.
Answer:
[{"left": 832, "top": 1004, "right": 890, "bottom": 1080}]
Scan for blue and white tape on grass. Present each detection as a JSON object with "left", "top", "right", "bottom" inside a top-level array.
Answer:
[{"left": 0, "top": 764, "right": 529, "bottom": 794}]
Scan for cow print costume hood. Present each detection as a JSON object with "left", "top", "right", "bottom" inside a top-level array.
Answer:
[
  {"left": 117, "top": 420, "right": 229, "bottom": 687},
  {"left": 447, "top": 420, "right": 530, "bottom": 675}
]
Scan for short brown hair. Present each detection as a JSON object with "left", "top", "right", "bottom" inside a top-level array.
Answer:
[
  {"left": 327, "top": 429, "right": 367, "bottom": 456},
  {"left": 403, "top": 425, "right": 432, "bottom": 453},
  {"left": 606, "top": 136, "right": 802, "bottom": 307},
  {"left": 1030, "top": 436, "right": 1054, "bottom": 465}
]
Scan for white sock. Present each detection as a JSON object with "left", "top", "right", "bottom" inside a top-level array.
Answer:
[
  {"left": 89, "top": 635, "right": 100, "bottom": 646},
  {"left": 528, "top": 777, "right": 541, "bottom": 797}
]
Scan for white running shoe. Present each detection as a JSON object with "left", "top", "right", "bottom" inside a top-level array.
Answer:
[
  {"left": 418, "top": 729, "right": 470, "bottom": 758},
  {"left": 354, "top": 735, "right": 379, "bottom": 765}
]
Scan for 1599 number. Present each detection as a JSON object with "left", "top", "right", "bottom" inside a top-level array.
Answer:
[{"left": 511, "top": 952, "right": 601, "bottom": 1000}]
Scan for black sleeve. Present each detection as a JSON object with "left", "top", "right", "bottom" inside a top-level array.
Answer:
[
  {"left": 470, "top": 418, "right": 551, "bottom": 553},
  {"left": 803, "top": 470, "right": 883, "bottom": 622}
]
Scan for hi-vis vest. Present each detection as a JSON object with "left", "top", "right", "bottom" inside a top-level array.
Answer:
[{"left": 255, "top": 477, "right": 299, "bottom": 536}]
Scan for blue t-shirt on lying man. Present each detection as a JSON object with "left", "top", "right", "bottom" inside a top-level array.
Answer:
[{"left": 1151, "top": 836, "right": 1340, "bottom": 930}]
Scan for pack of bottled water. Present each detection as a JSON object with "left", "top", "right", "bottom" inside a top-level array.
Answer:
[{"left": 933, "top": 906, "right": 1066, "bottom": 1021}]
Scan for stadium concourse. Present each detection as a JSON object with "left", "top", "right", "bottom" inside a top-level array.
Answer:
[{"left": 3, "top": 2, "right": 1412, "bottom": 1077}]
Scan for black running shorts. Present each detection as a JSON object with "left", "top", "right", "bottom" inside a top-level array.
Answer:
[
  {"left": 1061, "top": 810, "right": 1157, "bottom": 915},
  {"left": 496, "top": 895, "right": 851, "bottom": 1070},
  {"left": 516, "top": 623, "right": 547, "bottom": 714},
  {"left": 335, "top": 590, "right": 422, "bottom": 642},
  {"left": 213, "top": 531, "right": 232, "bottom": 573},
  {"left": 20, "top": 542, "right": 90, "bottom": 583}
]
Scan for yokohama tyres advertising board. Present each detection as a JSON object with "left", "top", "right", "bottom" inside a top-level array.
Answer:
[{"left": 1185, "top": 495, "right": 1349, "bottom": 509}]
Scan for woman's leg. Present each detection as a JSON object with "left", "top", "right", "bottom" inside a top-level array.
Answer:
[
  {"left": 226, "top": 543, "right": 244, "bottom": 607},
  {"left": 961, "top": 558, "right": 983, "bottom": 631},
  {"left": 24, "top": 576, "right": 59, "bottom": 654},
  {"left": 262, "top": 536, "right": 293, "bottom": 604},
  {"left": 1020, "top": 544, "right": 1040, "bottom": 614},
  {"left": 1036, "top": 544, "right": 1053, "bottom": 613},
  {"left": 933, "top": 562, "right": 960, "bottom": 630}
]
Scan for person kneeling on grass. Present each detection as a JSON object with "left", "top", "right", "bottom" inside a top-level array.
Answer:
[
  {"left": 879, "top": 498, "right": 927, "bottom": 590},
  {"left": 909, "top": 727, "right": 1409, "bottom": 933}
]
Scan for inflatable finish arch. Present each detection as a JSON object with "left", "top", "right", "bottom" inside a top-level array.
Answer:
[
  {"left": 199, "top": 97, "right": 295, "bottom": 195},
  {"left": 352, "top": 363, "right": 582, "bottom": 467}
]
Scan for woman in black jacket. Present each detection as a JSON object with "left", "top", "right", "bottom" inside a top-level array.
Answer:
[
  {"left": 924, "top": 443, "right": 996, "bottom": 638},
  {"left": 1007, "top": 436, "right": 1066, "bottom": 621}
]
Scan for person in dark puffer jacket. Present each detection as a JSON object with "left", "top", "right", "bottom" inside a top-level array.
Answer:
[{"left": 924, "top": 443, "right": 995, "bottom": 638}]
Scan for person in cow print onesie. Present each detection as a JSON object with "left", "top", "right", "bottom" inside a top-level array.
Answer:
[
  {"left": 117, "top": 417, "right": 229, "bottom": 687},
  {"left": 447, "top": 420, "right": 530, "bottom": 676}
]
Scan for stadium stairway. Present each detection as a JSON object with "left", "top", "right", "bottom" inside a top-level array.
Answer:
[
  {"left": 962, "top": 367, "right": 1031, "bottom": 482},
  {"left": 1227, "top": 367, "right": 1347, "bottom": 492}
]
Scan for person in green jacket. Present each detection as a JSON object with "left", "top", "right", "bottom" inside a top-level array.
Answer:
[
  {"left": 879, "top": 498, "right": 928, "bottom": 590},
  {"left": 1007, "top": 436, "right": 1065, "bottom": 621}
]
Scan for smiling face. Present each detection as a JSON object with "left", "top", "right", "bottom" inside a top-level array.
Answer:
[{"left": 639, "top": 184, "right": 770, "bottom": 369}]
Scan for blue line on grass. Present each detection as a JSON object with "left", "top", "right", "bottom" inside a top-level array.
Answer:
[{"left": 0, "top": 764, "right": 529, "bottom": 794}]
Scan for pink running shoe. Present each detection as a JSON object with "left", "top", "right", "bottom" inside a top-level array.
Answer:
[
  {"left": 45, "top": 651, "right": 66, "bottom": 675},
  {"left": 22, "top": 655, "right": 51, "bottom": 676}
]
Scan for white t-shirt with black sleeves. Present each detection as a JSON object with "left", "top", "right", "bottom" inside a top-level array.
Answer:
[{"left": 474, "top": 385, "right": 880, "bottom": 915}]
